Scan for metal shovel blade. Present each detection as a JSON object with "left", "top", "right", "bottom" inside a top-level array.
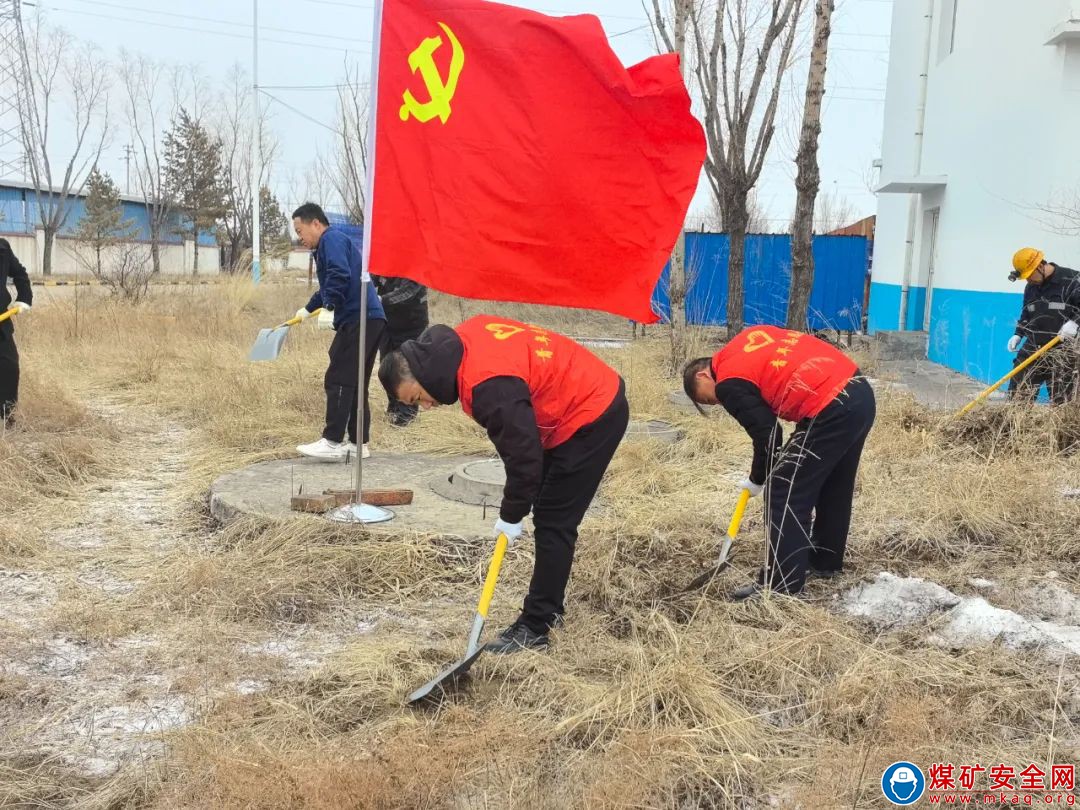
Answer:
[
  {"left": 248, "top": 325, "right": 290, "bottom": 362},
  {"left": 406, "top": 647, "right": 486, "bottom": 705}
]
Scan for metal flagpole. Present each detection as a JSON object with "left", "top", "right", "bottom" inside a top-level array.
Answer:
[{"left": 330, "top": 0, "right": 391, "bottom": 525}]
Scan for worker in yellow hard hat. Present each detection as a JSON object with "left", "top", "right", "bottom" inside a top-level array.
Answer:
[{"left": 1007, "top": 248, "right": 1080, "bottom": 404}]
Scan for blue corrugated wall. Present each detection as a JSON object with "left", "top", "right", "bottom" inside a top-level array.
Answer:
[
  {"left": 0, "top": 185, "right": 216, "bottom": 246},
  {"left": 651, "top": 233, "right": 869, "bottom": 330}
]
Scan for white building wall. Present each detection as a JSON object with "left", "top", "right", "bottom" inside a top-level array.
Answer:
[
  {"left": 4, "top": 233, "right": 220, "bottom": 277},
  {"left": 872, "top": 0, "right": 1080, "bottom": 381}
]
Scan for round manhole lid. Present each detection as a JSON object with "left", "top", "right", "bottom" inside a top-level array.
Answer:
[
  {"left": 625, "top": 419, "right": 682, "bottom": 444},
  {"left": 430, "top": 458, "right": 505, "bottom": 505},
  {"left": 458, "top": 459, "right": 506, "bottom": 487}
]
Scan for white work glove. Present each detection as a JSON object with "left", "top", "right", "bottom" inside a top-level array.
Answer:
[
  {"left": 317, "top": 308, "right": 335, "bottom": 331},
  {"left": 739, "top": 478, "right": 764, "bottom": 498},
  {"left": 1059, "top": 320, "right": 1079, "bottom": 341},
  {"left": 493, "top": 518, "right": 523, "bottom": 547},
  {"left": 1007, "top": 335, "right": 1022, "bottom": 353},
  {"left": 294, "top": 307, "right": 313, "bottom": 322}
]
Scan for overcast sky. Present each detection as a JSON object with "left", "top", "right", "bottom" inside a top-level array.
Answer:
[{"left": 37, "top": 0, "right": 893, "bottom": 227}]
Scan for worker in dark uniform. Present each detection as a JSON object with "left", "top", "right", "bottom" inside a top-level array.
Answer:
[
  {"left": 290, "top": 203, "right": 387, "bottom": 461},
  {"left": 372, "top": 275, "right": 428, "bottom": 426},
  {"left": 379, "top": 315, "right": 629, "bottom": 653},
  {"left": 0, "top": 238, "right": 32, "bottom": 427},
  {"left": 683, "top": 325, "right": 876, "bottom": 600},
  {"left": 1007, "top": 248, "right": 1080, "bottom": 405}
]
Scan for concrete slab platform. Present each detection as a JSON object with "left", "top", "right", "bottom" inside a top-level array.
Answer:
[{"left": 209, "top": 451, "right": 495, "bottom": 539}]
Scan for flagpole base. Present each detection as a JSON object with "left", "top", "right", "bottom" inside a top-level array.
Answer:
[{"left": 328, "top": 503, "right": 395, "bottom": 524}]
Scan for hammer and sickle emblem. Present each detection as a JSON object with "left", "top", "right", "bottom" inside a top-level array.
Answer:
[
  {"left": 399, "top": 22, "right": 465, "bottom": 125},
  {"left": 485, "top": 324, "right": 524, "bottom": 341}
]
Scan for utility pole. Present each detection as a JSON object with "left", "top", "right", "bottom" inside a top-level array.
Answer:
[
  {"left": 123, "top": 144, "right": 133, "bottom": 194},
  {"left": 251, "top": 0, "right": 262, "bottom": 284},
  {"left": 0, "top": 0, "right": 26, "bottom": 179}
]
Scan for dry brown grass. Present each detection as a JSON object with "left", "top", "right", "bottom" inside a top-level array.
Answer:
[{"left": 1, "top": 279, "right": 1078, "bottom": 809}]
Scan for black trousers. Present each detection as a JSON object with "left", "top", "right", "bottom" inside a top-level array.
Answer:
[
  {"left": 380, "top": 320, "right": 427, "bottom": 424},
  {"left": 0, "top": 331, "right": 17, "bottom": 423},
  {"left": 323, "top": 318, "right": 386, "bottom": 445},
  {"left": 764, "top": 375, "right": 876, "bottom": 593},
  {"left": 1009, "top": 346, "right": 1079, "bottom": 406},
  {"left": 519, "top": 382, "right": 629, "bottom": 634}
]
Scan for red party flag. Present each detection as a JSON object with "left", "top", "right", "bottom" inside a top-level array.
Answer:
[{"left": 366, "top": 0, "right": 705, "bottom": 323}]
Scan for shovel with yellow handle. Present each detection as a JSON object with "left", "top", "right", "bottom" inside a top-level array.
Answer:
[
  {"left": 683, "top": 488, "right": 752, "bottom": 592},
  {"left": 248, "top": 308, "right": 323, "bottom": 362},
  {"left": 0, "top": 307, "right": 19, "bottom": 326},
  {"left": 955, "top": 336, "right": 1062, "bottom": 418},
  {"left": 407, "top": 532, "right": 510, "bottom": 705}
]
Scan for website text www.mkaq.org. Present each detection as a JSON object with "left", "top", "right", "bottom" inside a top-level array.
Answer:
[{"left": 927, "top": 794, "right": 1076, "bottom": 805}]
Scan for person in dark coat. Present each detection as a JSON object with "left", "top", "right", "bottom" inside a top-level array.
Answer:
[
  {"left": 290, "top": 203, "right": 387, "bottom": 460},
  {"left": 379, "top": 315, "right": 629, "bottom": 653},
  {"left": 0, "top": 238, "right": 32, "bottom": 426},
  {"left": 683, "top": 325, "right": 876, "bottom": 600},
  {"left": 372, "top": 275, "right": 428, "bottom": 426},
  {"left": 1007, "top": 248, "right": 1080, "bottom": 405}
]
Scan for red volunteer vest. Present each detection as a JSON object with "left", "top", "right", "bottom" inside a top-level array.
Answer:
[
  {"left": 456, "top": 316, "right": 620, "bottom": 449},
  {"left": 712, "top": 326, "right": 857, "bottom": 422}
]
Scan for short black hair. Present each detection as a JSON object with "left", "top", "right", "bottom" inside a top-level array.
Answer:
[
  {"left": 378, "top": 350, "right": 414, "bottom": 396},
  {"left": 291, "top": 202, "right": 329, "bottom": 226},
  {"left": 682, "top": 357, "right": 713, "bottom": 415}
]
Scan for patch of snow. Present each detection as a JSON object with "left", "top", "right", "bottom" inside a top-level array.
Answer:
[
  {"left": 842, "top": 573, "right": 1080, "bottom": 662},
  {"left": 929, "top": 598, "right": 1080, "bottom": 658},
  {"left": 841, "top": 573, "right": 961, "bottom": 629},
  {"left": 968, "top": 578, "right": 996, "bottom": 591}
]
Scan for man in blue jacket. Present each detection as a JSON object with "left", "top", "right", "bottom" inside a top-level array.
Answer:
[{"left": 291, "top": 203, "right": 386, "bottom": 460}]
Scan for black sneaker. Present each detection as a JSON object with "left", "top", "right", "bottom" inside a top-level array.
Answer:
[{"left": 483, "top": 622, "right": 550, "bottom": 654}]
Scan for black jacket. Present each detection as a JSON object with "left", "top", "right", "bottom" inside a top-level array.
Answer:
[
  {"left": 714, "top": 379, "right": 784, "bottom": 486},
  {"left": 1015, "top": 265, "right": 1080, "bottom": 349},
  {"left": 0, "top": 238, "right": 31, "bottom": 340},
  {"left": 373, "top": 276, "right": 429, "bottom": 333},
  {"left": 399, "top": 325, "right": 542, "bottom": 523}
]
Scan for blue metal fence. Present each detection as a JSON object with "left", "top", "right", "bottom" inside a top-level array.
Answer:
[{"left": 651, "top": 233, "right": 869, "bottom": 331}]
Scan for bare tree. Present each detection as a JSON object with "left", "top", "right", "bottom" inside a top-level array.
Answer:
[
  {"left": 317, "top": 60, "right": 370, "bottom": 224},
  {"left": 786, "top": 0, "right": 833, "bottom": 330},
  {"left": 16, "top": 16, "right": 110, "bottom": 275},
  {"left": 217, "top": 64, "right": 278, "bottom": 271},
  {"left": 701, "top": 188, "right": 771, "bottom": 233},
  {"left": 1029, "top": 189, "right": 1080, "bottom": 237},
  {"left": 647, "top": 1, "right": 696, "bottom": 366},
  {"left": 119, "top": 52, "right": 176, "bottom": 275},
  {"left": 813, "top": 188, "right": 858, "bottom": 234},
  {"left": 651, "top": 0, "right": 805, "bottom": 335}
]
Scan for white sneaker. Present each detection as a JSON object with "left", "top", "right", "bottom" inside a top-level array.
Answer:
[
  {"left": 297, "top": 438, "right": 348, "bottom": 461},
  {"left": 341, "top": 443, "right": 371, "bottom": 459}
]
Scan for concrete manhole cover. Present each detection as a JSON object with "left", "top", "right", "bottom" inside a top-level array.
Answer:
[
  {"left": 431, "top": 459, "right": 505, "bottom": 506},
  {"left": 625, "top": 419, "right": 681, "bottom": 445},
  {"left": 668, "top": 389, "right": 715, "bottom": 413},
  {"left": 430, "top": 421, "right": 681, "bottom": 505}
]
